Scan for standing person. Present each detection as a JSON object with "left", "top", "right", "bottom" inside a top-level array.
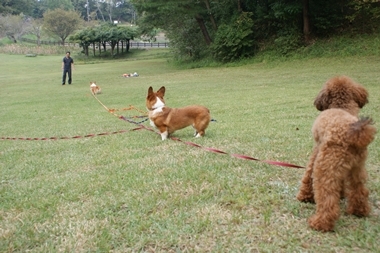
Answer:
[{"left": 62, "top": 51, "right": 74, "bottom": 85}]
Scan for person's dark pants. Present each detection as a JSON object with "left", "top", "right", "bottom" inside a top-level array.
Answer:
[{"left": 62, "top": 68, "right": 72, "bottom": 84}]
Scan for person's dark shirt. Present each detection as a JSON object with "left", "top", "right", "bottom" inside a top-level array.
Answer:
[{"left": 63, "top": 57, "right": 74, "bottom": 70}]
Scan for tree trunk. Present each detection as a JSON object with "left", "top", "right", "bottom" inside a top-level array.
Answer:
[
  {"left": 106, "top": 0, "right": 114, "bottom": 22},
  {"left": 204, "top": 0, "right": 217, "bottom": 30},
  {"left": 8, "top": 35, "right": 17, "bottom": 43},
  {"left": 86, "top": 0, "right": 90, "bottom": 22},
  {"left": 96, "top": 1, "right": 106, "bottom": 21},
  {"left": 303, "top": 0, "right": 311, "bottom": 42},
  {"left": 110, "top": 41, "right": 116, "bottom": 56},
  {"left": 237, "top": 0, "right": 242, "bottom": 12},
  {"left": 195, "top": 15, "right": 212, "bottom": 45}
]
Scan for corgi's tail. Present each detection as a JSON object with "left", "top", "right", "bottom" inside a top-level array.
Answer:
[{"left": 348, "top": 117, "right": 376, "bottom": 148}]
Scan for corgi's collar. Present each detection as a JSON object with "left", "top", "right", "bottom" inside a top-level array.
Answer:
[
  {"left": 147, "top": 103, "right": 165, "bottom": 112},
  {"left": 152, "top": 104, "right": 164, "bottom": 110}
]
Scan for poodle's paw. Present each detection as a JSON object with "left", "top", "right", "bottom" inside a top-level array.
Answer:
[
  {"left": 297, "top": 192, "right": 315, "bottom": 203},
  {"left": 346, "top": 204, "right": 370, "bottom": 217},
  {"left": 308, "top": 215, "right": 335, "bottom": 232}
]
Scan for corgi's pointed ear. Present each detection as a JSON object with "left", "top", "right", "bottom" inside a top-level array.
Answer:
[
  {"left": 148, "top": 86, "right": 153, "bottom": 94},
  {"left": 158, "top": 86, "right": 165, "bottom": 96}
]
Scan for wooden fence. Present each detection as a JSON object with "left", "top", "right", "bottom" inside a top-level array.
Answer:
[{"left": 21, "top": 38, "right": 169, "bottom": 48}]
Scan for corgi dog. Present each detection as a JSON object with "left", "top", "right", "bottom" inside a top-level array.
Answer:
[
  {"left": 90, "top": 81, "right": 101, "bottom": 95},
  {"left": 146, "top": 86, "right": 211, "bottom": 140}
]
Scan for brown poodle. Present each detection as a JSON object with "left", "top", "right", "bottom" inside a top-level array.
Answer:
[{"left": 297, "top": 76, "right": 376, "bottom": 232}]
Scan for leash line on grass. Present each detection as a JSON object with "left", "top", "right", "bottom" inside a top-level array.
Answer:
[
  {"left": 130, "top": 119, "right": 305, "bottom": 169},
  {"left": 91, "top": 92, "right": 148, "bottom": 120},
  {"left": 0, "top": 93, "right": 149, "bottom": 141},
  {"left": 94, "top": 93, "right": 305, "bottom": 169},
  {"left": 1, "top": 93, "right": 305, "bottom": 169},
  {"left": 0, "top": 128, "right": 145, "bottom": 141}
]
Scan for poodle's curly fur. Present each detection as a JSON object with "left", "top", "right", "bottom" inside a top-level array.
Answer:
[{"left": 297, "top": 76, "right": 376, "bottom": 232}]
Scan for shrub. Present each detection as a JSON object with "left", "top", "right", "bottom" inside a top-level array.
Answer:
[
  {"left": 274, "top": 30, "right": 303, "bottom": 55},
  {"left": 211, "top": 12, "right": 256, "bottom": 62}
]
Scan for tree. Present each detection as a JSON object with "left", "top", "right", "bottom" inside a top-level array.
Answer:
[
  {"left": 70, "top": 26, "right": 95, "bottom": 56},
  {"left": 0, "top": 0, "right": 35, "bottom": 16},
  {"left": 70, "top": 23, "right": 137, "bottom": 56},
  {"left": 303, "top": 0, "right": 310, "bottom": 41},
  {"left": 212, "top": 12, "right": 255, "bottom": 62},
  {"left": 104, "top": 0, "right": 114, "bottom": 23},
  {"left": 0, "top": 14, "right": 31, "bottom": 43},
  {"left": 43, "top": 8, "right": 83, "bottom": 44},
  {"left": 132, "top": 0, "right": 214, "bottom": 45},
  {"left": 131, "top": 0, "right": 247, "bottom": 59},
  {"left": 38, "top": 0, "right": 74, "bottom": 11},
  {"left": 71, "top": 0, "right": 92, "bottom": 22},
  {"left": 30, "top": 18, "right": 43, "bottom": 46},
  {"left": 31, "top": 0, "right": 75, "bottom": 19}
]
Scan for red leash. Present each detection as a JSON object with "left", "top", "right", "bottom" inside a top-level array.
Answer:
[
  {"left": 134, "top": 122, "right": 305, "bottom": 169},
  {"left": 0, "top": 127, "right": 144, "bottom": 141},
  {"left": 2, "top": 95, "right": 305, "bottom": 169}
]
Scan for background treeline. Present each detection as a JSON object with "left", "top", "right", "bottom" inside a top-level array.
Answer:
[
  {"left": 70, "top": 23, "right": 138, "bottom": 56},
  {"left": 1, "top": 0, "right": 380, "bottom": 62},
  {"left": 0, "top": 0, "right": 136, "bottom": 23},
  {"left": 131, "top": 0, "right": 380, "bottom": 61},
  {"left": 0, "top": 0, "right": 138, "bottom": 56}
]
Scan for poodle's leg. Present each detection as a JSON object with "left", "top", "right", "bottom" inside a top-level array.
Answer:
[
  {"left": 308, "top": 149, "right": 345, "bottom": 232},
  {"left": 297, "top": 146, "right": 318, "bottom": 203},
  {"left": 346, "top": 162, "right": 370, "bottom": 217}
]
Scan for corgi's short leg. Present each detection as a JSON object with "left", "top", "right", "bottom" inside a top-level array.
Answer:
[
  {"left": 192, "top": 125, "right": 199, "bottom": 137},
  {"left": 150, "top": 120, "right": 156, "bottom": 128},
  {"left": 161, "top": 131, "right": 168, "bottom": 140}
]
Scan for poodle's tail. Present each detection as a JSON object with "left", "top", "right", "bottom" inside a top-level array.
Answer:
[{"left": 348, "top": 117, "right": 376, "bottom": 148}]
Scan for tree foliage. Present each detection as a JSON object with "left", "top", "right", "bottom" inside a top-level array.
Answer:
[
  {"left": 132, "top": 0, "right": 380, "bottom": 61},
  {"left": 30, "top": 18, "right": 43, "bottom": 46},
  {"left": 70, "top": 23, "right": 137, "bottom": 56},
  {"left": 1, "top": 0, "right": 380, "bottom": 62},
  {"left": 212, "top": 12, "right": 255, "bottom": 62},
  {"left": 0, "top": 0, "right": 35, "bottom": 16},
  {"left": 43, "top": 8, "right": 83, "bottom": 44},
  {"left": 0, "top": 14, "right": 31, "bottom": 43}
]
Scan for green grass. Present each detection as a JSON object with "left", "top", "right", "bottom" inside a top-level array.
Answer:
[{"left": 0, "top": 50, "right": 379, "bottom": 252}]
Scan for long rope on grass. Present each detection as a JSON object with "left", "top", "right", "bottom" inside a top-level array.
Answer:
[
  {"left": 1, "top": 93, "right": 305, "bottom": 169},
  {"left": 0, "top": 128, "right": 145, "bottom": 141},
  {"left": 135, "top": 124, "right": 305, "bottom": 169},
  {"left": 92, "top": 94, "right": 305, "bottom": 169},
  {"left": 0, "top": 94, "right": 149, "bottom": 141},
  {"left": 91, "top": 92, "right": 148, "bottom": 123}
]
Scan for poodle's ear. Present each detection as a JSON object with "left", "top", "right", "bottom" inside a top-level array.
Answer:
[
  {"left": 354, "top": 85, "right": 369, "bottom": 108},
  {"left": 314, "top": 88, "right": 330, "bottom": 111}
]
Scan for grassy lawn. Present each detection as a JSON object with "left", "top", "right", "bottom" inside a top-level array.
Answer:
[{"left": 0, "top": 50, "right": 379, "bottom": 252}]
